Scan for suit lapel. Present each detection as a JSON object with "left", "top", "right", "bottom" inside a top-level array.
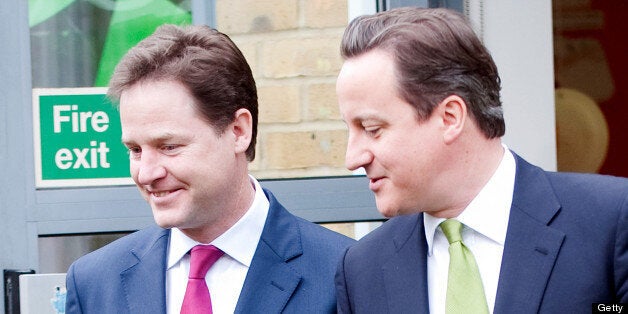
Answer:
[
  {"left": 235, "top": 189, "right": 303, "bottom": 313},
  {"left": 494, "top": 154, "right": 565, "bottom": 314},
  {"left": 120, "top": 227, "right": 170, "bottom": 314},
  {"left": 383, "top": 214, "right": 430, "bottom": 313}
]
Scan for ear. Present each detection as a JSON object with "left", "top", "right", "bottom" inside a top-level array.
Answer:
[
  {"left": 439, "top": 95, "right": 467, "bottom": 144},
  {"left": 231, "top": 108, "right": 253, "bottom": 154}
]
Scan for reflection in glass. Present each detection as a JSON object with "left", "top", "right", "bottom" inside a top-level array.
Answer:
[
  {"left": 38, "top": 232, "right": 131, "bottom": 273},
  {"left": 29, "top": 0, "right": 192, "bottom": 88}
]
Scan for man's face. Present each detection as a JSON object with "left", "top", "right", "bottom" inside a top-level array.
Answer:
[
  {"left": 120, "top": 79, "right": 241, "bottom": 233},
  {"left": 336, "top": 50, "right": 449, "bottom": 217}
]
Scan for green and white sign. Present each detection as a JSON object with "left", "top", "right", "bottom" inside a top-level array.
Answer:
[{"left": 33, "top": 88, "right": 133, "bottom": 188}]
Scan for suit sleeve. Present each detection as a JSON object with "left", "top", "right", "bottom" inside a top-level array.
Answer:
[
  {"left": 65, "top": 262, "right": 83, "bottom": 314},
  {"left": 335, "top": 247, "right": 353, "bottom": 314},
  {"left": 615, "top": 191, "right": 628, "bottom": 302}
]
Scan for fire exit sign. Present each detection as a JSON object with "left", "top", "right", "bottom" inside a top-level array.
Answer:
[{"left": 33, "top": 88, "right": 133, "bottom": 188}]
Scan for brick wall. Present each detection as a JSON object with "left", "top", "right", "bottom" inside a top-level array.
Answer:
[{"left": 215, "top": 0, "right": 351, "bottom": 179}]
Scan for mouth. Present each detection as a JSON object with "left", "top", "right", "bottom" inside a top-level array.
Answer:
[
  {"left": 146, "top": 188, "right": 183, "bottom": 202},
  {"left": 152, "top": 190, "right": 175, "bottom": 197},
  {"left": 368, "top": 176, "right": 384, "bottom": 191}
]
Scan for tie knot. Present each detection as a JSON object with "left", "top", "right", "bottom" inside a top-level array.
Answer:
[
  {"left": 189, "top": 245, "right": 224, "bottom": 279},
  {"left": 440, "top": 219, "right": 463, "bottom": 244}
]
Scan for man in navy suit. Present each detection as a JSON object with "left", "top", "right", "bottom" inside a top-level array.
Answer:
[
  {"left": 334, "top": 7, "right": 627, "bottom": 313},
  {"left": 65, "top": 24, "right": 354, "bottom": 313}
]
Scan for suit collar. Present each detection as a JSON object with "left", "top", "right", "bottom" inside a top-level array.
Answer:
[
  {"left": 383, "top": 214, "right": 430, "bottom": 313},
  {"left": 494, "top": 153, "right": 565, "bottom": 313},
  {"left": 118, "top": 190, "right": 304, "bottom": 313},
  {"left": 509, "top": 152, "right": 561, "bottom": 224},
  {"left": 120, "top": 227, "right": 170, "bottom": 314},
  {"left": 257, "top": 188, "right": 302, "bottom": 260},
  {"left": 235, "top": 189, "right": 303, "bottom": 313}
]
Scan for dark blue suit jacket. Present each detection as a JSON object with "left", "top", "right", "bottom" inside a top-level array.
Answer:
[
  {"left": 336, "top": 154, "right": 628, "bottom": 313},
  {"left": 65, "top": 189, "right": 355, "bottom": 313}
]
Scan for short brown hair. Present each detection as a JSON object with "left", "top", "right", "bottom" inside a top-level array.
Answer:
[
  {"left": 341, "top": 7, "right": 505, "bottom": 138},
  {"left": 108, "top": 24, "right": 258, "bottom": 160}
]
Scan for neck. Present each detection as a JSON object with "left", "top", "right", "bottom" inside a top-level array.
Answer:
[
  {"left": 184, "top": 169, "right": 256, "bottom": 243},
  {"left": 433, "top": 137, "right": 504, "bottom": 219}
]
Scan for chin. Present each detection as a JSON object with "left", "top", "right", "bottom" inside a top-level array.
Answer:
[
  {"left": 377, "top": 198, "right": 418, "bottom": 217},
  {"left": 153, "top": 219, "right": 176, "bottom": 229},
  {"left": 376, "top": 202, "right": 399, "bottom": 218},
  {"left": 151, "top": 212, "right": 181, "bottom": 229}
]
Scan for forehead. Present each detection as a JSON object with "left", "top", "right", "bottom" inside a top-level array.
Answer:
[
  {"left": 336, "top": 50, "right": 405, "bottom": 118},
  {"left": 338, "top": 49, "right": 397, "bottom": 88},
  {"left": 121, "top": 78, "right": 186, "bottom": 101},
  {"left": 119, "top": 80, "right": 213, "bottom": 141},
  {"left": 119, "top": 80, "right": 199, "bottom": 115}
]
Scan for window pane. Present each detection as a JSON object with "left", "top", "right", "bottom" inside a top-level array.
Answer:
[
  {"left": 38, "top": 232, "right": 131, "bottom": 273},
  {"left": 29, "top": 0, "right": 192, "bottom": 88},
  {"left": 553, "top": 1, "right": 628, "bottom": 176}
]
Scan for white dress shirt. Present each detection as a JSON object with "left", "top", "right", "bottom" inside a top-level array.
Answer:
[
  {"left": 166, "top": 175, "right": 269, "bottom": 314},
  {"left": 424, "top": 146, "right": 516, "bottom": 314}
]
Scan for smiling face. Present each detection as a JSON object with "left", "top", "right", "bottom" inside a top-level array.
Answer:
[
  {"left": 120, "top": 79, "right": 251, "bottom": 240},
  {"left": 337, "top": 50, "right": 452, "bottom": 217}
]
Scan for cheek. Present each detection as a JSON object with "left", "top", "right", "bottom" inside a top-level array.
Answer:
[
  {"left": 378, "top": 137, "right": 414, "bottom": 164},
  {"left": 129, "top": 162, "right": 140, "bottom": 179},
  {"left": 129, "top": 160, "right": 140, "bottom": 177}
]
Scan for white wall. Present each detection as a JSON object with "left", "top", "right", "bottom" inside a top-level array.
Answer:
[{"left": 478, "top": 0, "right": 557, "bottom": 170}]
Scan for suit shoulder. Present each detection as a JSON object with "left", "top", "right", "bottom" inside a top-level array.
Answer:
[
  {"left": 345, "top": 214, "right": 420, "bottom": 259},
  {"left": 263, "top": 188, "right": 356, "bottom": 252},
  {"left": 547, "top": 172, "right": 628, "bottom": 210},
  {"left": 295, "top": 216, "right": 356, "bottom": 251},
  {"left": 548, "top": 171, "right": 628, "bottom": 191},
  {"left": 68, "top": 226, "right": 167, "bottom": 271}
]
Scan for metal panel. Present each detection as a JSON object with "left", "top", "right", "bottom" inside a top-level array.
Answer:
[
  {"left": 192, "top": 0, "right": 216, "bottom": 28},
  {"left": 377, "top": 0, "right": 463, "bottom": 11},
  {"left": 33, "top": 176, "right": 382, "bottom": 236},
  {"left": 1, "top": 1, "right": 36, "bottom": 312},
  {"left": 260, "top": 176, "right": 382, "bottom": 223}
]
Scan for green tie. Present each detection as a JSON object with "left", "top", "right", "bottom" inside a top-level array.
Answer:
[{"left": 440, "top": 219, "right": 489, "bottom": 314}]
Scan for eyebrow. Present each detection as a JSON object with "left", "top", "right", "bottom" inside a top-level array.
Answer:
[
  {"left": 349, "top": 112, "right": 384, "bottom": 124},
  {"left": 121, "top": 132, "right": 178, "bottom": 146}
]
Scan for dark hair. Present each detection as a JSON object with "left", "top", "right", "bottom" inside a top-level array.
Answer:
[
  {"left": 108, "top": 24, "right": 258, "bottom": 160},
  {"left": 341, "top": 7, "right": 504, "bottom": 138}
]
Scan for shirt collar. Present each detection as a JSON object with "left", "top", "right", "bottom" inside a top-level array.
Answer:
[
  {"left": 424, "top": 145, "right": 516, "bottom": 255},
  {"left": 167, "top": 175, "right": 270, "bottom": 269}
]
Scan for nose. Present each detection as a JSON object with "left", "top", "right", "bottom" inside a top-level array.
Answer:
[
  {"left": 345, "top": 134, "right": 373, "bottom": 171},
  {"left": 134, "top": 150, "right": 167, "bottom": 185}
]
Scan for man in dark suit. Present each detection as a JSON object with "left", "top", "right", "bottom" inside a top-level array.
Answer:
[
  {"left": 65, "top": 24, "right": 354, "bottom": 313},
  {"left": 334, "top": 7, "right": 627, "bottom": 313}
]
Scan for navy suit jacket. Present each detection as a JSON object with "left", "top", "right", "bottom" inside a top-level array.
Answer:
[
  {"left": 336, "top": 153, "right": 628, "bottom": 313},
  {"left": 66, "top": 189, "right": 355, "bottom": 313}
]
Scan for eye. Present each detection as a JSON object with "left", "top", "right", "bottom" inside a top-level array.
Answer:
[
  {"left": 160, "top": 144, "right": 181, "bottom": 154},
  {"left": 363, "top": 125, "right": 381, "bottom": 137},
  {"left": 127, "top": 146, "right": 141, "bottom": 159}
]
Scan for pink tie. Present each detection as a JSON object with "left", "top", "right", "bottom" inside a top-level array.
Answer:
[{"left": 180, "top": 245, "right": 224, "bottom": 314}]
